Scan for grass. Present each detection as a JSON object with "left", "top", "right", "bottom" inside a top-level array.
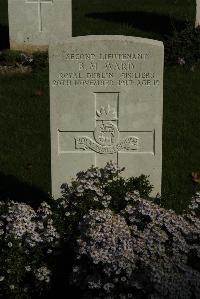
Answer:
[
  {"left": 0, "top": 0, "right": 200, "bottom": 212},
  {"left": 73, "top": 0, "right": 195, "bottom": 40},
  {"left": 0, "top": 59, "right": 51, "bottom": 205},
  {"left": 162, "top": 64, "right": 200, "bottom": 210},
  {"left": 0, "top": 0, "right": 8, "bottom": 26}
]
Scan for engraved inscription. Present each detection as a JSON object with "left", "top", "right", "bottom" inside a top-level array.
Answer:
[
  {"left": 26, "top": 0, "right": 53, "bottom": 32},
  {"left": 52, "top": 51, "right": 161, "bottom": 88}
]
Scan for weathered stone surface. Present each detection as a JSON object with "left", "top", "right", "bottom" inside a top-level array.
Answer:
[
  {"left": 49, "top": 36, "right": 164, "bottom": 197},
  {"left": 196, "top": 0, "right": 200, "bottom": 27},
  {"left": 8, "top": 0, "right": 72, "bottom": 51}
]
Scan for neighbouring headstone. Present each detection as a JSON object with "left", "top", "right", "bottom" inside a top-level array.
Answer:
[
  {"left": 49, "top": 36, "right": 164, "bottom": 197},
  {"left": 8, "top": 0, "right": 72, "bottom": 51},
  {"left": 196, "top": 0, "right": 200, "bottom": 27}
]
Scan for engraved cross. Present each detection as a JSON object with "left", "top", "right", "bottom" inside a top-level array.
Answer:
[
  {"left": 26, "top": 0, "right": 53, "bottom": 32},
  {"left": 58, "top": 92, "right": 155, "bottom": 167}
]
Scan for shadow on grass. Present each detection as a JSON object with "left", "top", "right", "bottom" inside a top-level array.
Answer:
[
  {"left": 86, "top": 11, "right": 187, "bottom": 37},
  {"left": 0, "top": 172, "right": 49, "bottom": 208},
  {"left": 0, "top": 24, "right": 9, "bottom": 50}
]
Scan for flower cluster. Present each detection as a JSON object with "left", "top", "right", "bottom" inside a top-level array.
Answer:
[
  {"left": 187, "top": 192, "right": 200, "bottom": 217},
  {"left": 54, "top": 162, "right": 125, "bottom": 235},
  {"left": 1, "top": 163, "right": 200, "bottom": 298},
  {"left": 177, "top": 57, "right": 186, "bottom": 65},
  {"left": 121, "top": 194, "right": 200, "bottom": 298},
  {"left": 54, "top": 161, "right": 152, "bottom": 237},
  {"left": 58, "top": 161, "right": 122, "bottom": 204},
  {"left": 0, "top": 200, "right": 59, "bottom": 297},
  {"left": 72, "top": 209, "right": 135, "bottom": 295},
  {"left": 1, "top": 201, "right": 59, "bottom": 248},
  {"left": 34, "top": 266, "right": 51, "bottom": 283},
  {"left": 65, "top": 163, "right": 200, "bottom": 299},
  {"left": 20, "top": 53, "right": 34, "bottom": 65},
  {"left": 69, "top": 182, "right": 200, "bottom": 298}
]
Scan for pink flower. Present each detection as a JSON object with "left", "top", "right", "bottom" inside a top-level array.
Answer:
[{"left": 177, "top": 57, "right": 186, "bottom": 65}]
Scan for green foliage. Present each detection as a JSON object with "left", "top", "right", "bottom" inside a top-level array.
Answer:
[
  {"left": 0, "top": 50, "right": 21, "bottom": 65},
  {"left": 104, "top": 175, "right": 153, "bottom": 212},
  {"left": 32, "top": 52, "right": 48, "bottom": 71},
  {"left": 165, "top": 24, "right": 200, "bottom": 66},
  {"left": 0, "top": 50, "right": 48, "bottom": 71}
]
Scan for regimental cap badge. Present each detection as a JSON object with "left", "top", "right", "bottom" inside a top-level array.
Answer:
[{"left": 96, "top": 104, "right": 117, "bottom": 121}]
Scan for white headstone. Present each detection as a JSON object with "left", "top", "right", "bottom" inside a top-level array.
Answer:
[
  {"left": 8, "top": 0, "right": 72, "bottom": 51},
  {"left": 49, "top": 36, "right": 164, "bottom": 197},
  {"left": 196, "top": 0, "right": 200, "bottom": 27}
]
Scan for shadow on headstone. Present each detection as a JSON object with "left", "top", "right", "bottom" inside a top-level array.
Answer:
[
  {"left": 0, "top": 25, "right": 9, "bottom": 50},
  {"left": 0, "top": 0, "right": 9, "bottom": 50},
  {"left": 86, "top": 11, "right": 187, "bottom": 37},
  {"left": 0, "top": 172, "right": 50, "bottom": 208}
]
